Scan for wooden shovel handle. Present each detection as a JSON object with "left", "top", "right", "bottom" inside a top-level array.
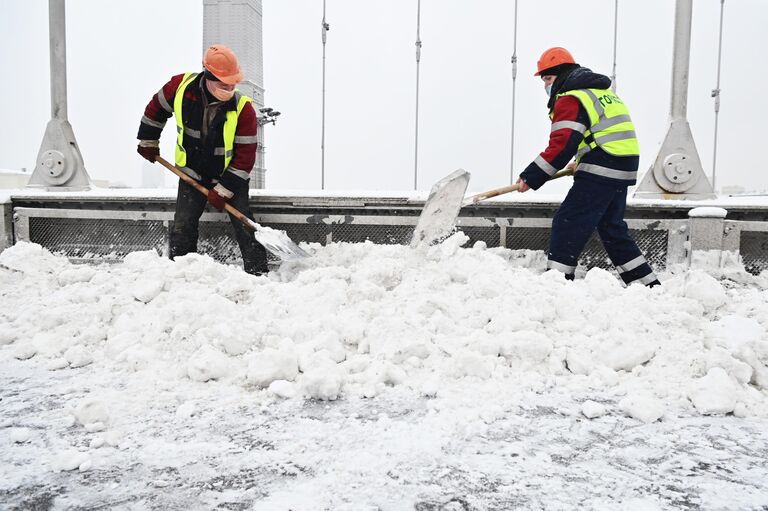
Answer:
[
  {"left": 465, "top": 183, "right": 521, "bottom": 205},
  {"left": 465, "top": 165, "right": 577, "bottom": 206},
  {"left": 155, "top": 156, "right": 255, "bottom": 232}
]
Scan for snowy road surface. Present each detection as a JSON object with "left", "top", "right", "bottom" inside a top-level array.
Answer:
[{"left": 1, "top": 237, "right": 768, "bottom": 510}]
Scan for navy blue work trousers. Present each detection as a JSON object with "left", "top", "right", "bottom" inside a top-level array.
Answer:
[
  {"left": 548, "top": 177, "right": 655, "bottom": 285},
  {"left": 169, "top": 179, "right": 268, "bottom": 275}
]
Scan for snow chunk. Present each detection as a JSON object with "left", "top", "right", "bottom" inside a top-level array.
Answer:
[
  {"left": 0, "top": 324, "right": 17, "bottom": 345},
  {"left": 176, "top": 401, "right": 196, "bottom": 419},
  {"left": 9, "top": 428, "right": 31, "bottom": 443},
  {"left": 247, "top": 348, "right": 299, "bottom": 388},
  {"left": 311, "top": 331, "right": 347, "bottom": 364},
  {"left": 451, "top": 350, "right": 494, "bottom": 379},
  {"left": 619, "top": 393, "right": 665, "bottom": 423},
  {"left": 73, "top": 399, "right": 110, "bottom": 427},
  {"left": 707, "top": 315, "right": 768, "bottom": 390},
  {"left": 565, "top": 348, "right": 594, "bottom": 376},
  {"left": 84, "top": 421, "right": 106, "bottom": 433},
  {"left": 57, "top": 266, "right": 96, "bottom": 285},
  {"left": 599, "top": 341, "right": 656, "bottom": 372},
  {"left": 0, "top": 242, "right": 67, "bottom": 274},
  {"left": 428, "top": 231, "right": 469, "bottom": 259},
  {"left": 187, "top": 345, "right": 231, "bottom": 382},
  {"left": 499, "top": 331, "right": 553, "bottom": 367},
  {"left": 584, "top": 267, "right": 622, "bottom": 300},
  {"left": 13, "top": 344, "right": 37, "bottom": 360},
  {"left": 123, "top": 249, "right": 167, "bottom": 270},
  {"left": 268, "top": 380, "right": 297, "bottom": 399},
  {"left": 216, "top": 324, "right": 254, "bottom": 356},
  {"left": 301, "top": 367, "right": 343, "bottom": 400},
  {"left": 50, "top": 450, "right": 91, "bottom": 472},
  {"left": 704, "top": 347, "right": 753, "bottom": 384},
  {"left": 688, "top": 367, "right": 738, "bottom": 415},
  {"left": 64, "top": 345, "right": 94, "bottom": 368},
  {"left": 688, "top": 207, "right": 727, "bottom": 218},
  {"left": 46, "top": 357, "right": 70, "bottom": 371},
  {"left": 131, "top": 279, "right": 164, "bottom": 303},
  {"left": 581, "top": 400, "right": 607, "bottom": 419},
  {"left": 682, "top": 271, "right": 727, "bottom": 310}
]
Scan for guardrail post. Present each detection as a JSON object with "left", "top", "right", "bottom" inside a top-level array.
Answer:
[
  {"left": 0, "top": 199, "right": 12, "bottom": 253},
  {"left": 687, "top": 207, "right": 728, "bottom": 269}
]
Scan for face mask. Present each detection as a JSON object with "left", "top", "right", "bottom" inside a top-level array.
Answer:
[
  {"left": 206, "top": 80, "right": 235, "bottom": 102},
  {"left": 544, "top": 84, "right": 552, "bottom": 97}
]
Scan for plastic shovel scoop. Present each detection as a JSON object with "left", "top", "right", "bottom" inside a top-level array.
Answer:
[
  {"left": 410, "top": 166, "right": 576, "bottom": 248},
  {"left": 410, "top": 168, "right": 471, "bottom": 247}
]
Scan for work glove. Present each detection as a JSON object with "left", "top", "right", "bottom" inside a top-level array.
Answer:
[
  {"left": 137, "top": 140, "right": 160, "bottom": 163},
  {"left": 207, "top": 183, "right": 234, "bottom": 212}
]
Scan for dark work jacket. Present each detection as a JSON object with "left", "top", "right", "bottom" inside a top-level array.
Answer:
[
  {"left": 520, "top": 67, "right": 639, "bottom": 190},
  {"left": 138, "top": 73, "right": 258, "bottom": 190}
]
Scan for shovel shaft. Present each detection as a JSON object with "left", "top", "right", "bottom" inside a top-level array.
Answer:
[
  {"left": 465, "top": 166, "right": 576, "bottom": 206},
  {"left": 156, "top": 156, "right": 255, "bottom": 232},
  {"left": 464, "top": 183, "right": 520, "bottom": 206}
]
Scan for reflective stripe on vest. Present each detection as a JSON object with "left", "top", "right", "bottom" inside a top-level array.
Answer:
[
  {"left": 173, "top": 72, "right": 253, "bottom": 174},
  {"left": 553, "top": 88, "right": 639, "bottom": 163}
]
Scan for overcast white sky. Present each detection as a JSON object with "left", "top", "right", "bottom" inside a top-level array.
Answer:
[{"left": 1, "top": 0, "right": 766, "bottom": 194}]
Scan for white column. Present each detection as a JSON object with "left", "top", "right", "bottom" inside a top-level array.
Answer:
[{"left": 203, "top": 0, "right": 266, "bottom": 188}]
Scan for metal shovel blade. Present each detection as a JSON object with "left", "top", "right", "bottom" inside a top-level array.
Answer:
[
  {"left": 247, "top": 219, "right": 310, "bottom": 261},
  {"left": 410, "top": 169, "right": 471, "bottom": 247},
  {"left": 155, "top": 156, "right": 309, "bottom": 262}
]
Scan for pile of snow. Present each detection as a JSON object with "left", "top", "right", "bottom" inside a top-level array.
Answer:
[{"left": 1, "top": 237, "right": 768, "bottom": 424}]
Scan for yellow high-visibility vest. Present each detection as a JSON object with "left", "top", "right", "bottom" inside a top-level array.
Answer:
[
  {"left": 554, "top": 88, "right": 639, "bottom": 161},
  {"left": 173, "top": 72, "right": 252, "bottom": 173}
]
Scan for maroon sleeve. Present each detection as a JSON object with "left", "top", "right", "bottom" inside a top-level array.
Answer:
[
  {"left": 137, "top": 74, "right": 186, "bottom": 141},
  {"left": 519, "top": 96, "right": 587, "bottom": 190}
]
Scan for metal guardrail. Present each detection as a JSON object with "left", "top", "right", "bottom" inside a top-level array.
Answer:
[
  {"left": 5, "top": 197, "right": 768, "bottom": 276},
  {"left": 10, "top": 206, "right": 678, "bottom": 274},
  {"left": 727, "top": 220, "right": 768, "bottom": 275}
]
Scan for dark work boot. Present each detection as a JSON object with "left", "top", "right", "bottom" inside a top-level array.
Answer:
[
  {"left": 227, "top": 182, "right": 269, "bottom": 275},
  {"left": 244, "top": 260, "right": 269, "bottom": 276}
]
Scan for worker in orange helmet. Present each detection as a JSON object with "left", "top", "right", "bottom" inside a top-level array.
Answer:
[
  {"left": 136, "top": 45, "right": 268, "bottom": 275},
  {"left": 517, "top": 47, "right": 660, "bottom": 287}
]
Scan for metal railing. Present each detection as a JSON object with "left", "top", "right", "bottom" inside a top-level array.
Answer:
[{"left": 4, "top": 196, "right": 768, "bottom": 276}]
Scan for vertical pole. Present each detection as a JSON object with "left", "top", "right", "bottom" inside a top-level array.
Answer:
[
  {"left": 29, "top": 0, "right": 91, "bottom": 190},
  {"left": 414, "top": 0, "right": 422, "bottom": 190},
  {"left": 670, "top": 0, "right": 693, "bottom": 121},
  {"left": 711, "top": 0, "right": 725, "bottom": 192},
  {"left": 610, "top": 0, "right": 618, "bottom": 92},
  {"left": 634, "top": 0, "right": 713, "bottom": 199},
  {"left": 49, "top": 0, "right": 68, "bottom": 121},
  {"left": 321, "top": 0, "right": 329, "bottom": 190},
  {"left": 509, "top": 0, "right": 518, "bottom": 184}
]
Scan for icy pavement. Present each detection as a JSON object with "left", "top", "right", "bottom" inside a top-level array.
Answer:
[
  {"left": 3, "top": 363, "right": 768, "bottom": 510},
  {"left": 2, "top": 237, "right": 768, "bottom": 509}
]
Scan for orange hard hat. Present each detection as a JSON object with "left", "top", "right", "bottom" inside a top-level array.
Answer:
[
  {"left": 203, "top": 45, "right": 243, "bottom": 85},
  {"left": 534, "top": 47, "right": 576, "bottom": 76}
]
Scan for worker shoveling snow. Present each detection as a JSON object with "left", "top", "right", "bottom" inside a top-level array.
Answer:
[{"left": 2, "top": 239, "right": 768, "bottom": 508}]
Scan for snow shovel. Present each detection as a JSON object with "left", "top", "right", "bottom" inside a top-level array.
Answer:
[
  {"left": 156, "top": 156, "right": 309, "bottom": 260},
  {"left": 410, "top": 168, "right": 471, "bottom": 247},
  {"left": 410, "top": 165, "right": 575, "bottom": 247}
]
